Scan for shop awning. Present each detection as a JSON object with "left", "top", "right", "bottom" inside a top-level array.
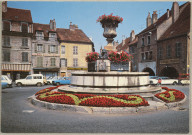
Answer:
[{"left": 1, "top": 63, "right": 31, "bottom": 72}]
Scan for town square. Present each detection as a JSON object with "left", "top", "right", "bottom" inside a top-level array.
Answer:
[{"left": 1, "top": 1, "right": 190, "bottom": 133}]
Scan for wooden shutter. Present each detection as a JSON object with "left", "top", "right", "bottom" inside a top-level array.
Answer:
[
  {"left": 43, "top": 44, "right": 45, "bottom": 53},
  {"left": 35, "top": 44, "right": 37, "bottom": 53},
  {"left": 56, "top": 45, "right": 58, "bottom": 53},
  {"left": 22, "top": 38, "right": 24, "bottom": 46},
  {"left": 48, "top": 45, "right": 50, "bottom": 53}
]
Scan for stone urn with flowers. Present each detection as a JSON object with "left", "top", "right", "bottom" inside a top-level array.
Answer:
[{"left": 97, "top": 13, "right": 123, "bottom": 50}]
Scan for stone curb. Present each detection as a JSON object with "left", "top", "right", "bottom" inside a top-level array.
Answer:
[{"left": 27, "top": 94, "right": 186, "bottom": 114}]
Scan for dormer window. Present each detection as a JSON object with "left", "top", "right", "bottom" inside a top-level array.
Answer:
[
  {"left": 49, "top": 33, "right": 56, "bottom": 40},
  {"left": 22, "top": 23, "right": 28, "bottom": 33},
  {"left": 36, "top": 31, "right": 43, "bottom": 40}
]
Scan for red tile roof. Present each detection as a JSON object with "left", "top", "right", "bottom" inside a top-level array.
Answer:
[
  {"left": 159, "top": 2, "right": 190, "bottom": 41},
  {"left": 56, "top": 28, "right": 93, "bottom": 44},
  {"left": 2, "top": 7, "right": 33, "bottom": 23},
  {"left": 33, "top": 23, "right": 56, "bottom": 37}
]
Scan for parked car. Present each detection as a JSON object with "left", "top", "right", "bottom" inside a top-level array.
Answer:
[
  {"left": 157, "top": 77, "right": 178, "bottom": 85},
  {"left": 178, "top": 73, "right": 190, "bottom": 85},
  {"left": 52, "top": 77, "right": 71, "bottom": 86},
  {"left": 149, "top": 76, "right": 158, "bottom": 85},
  {"left": 15, "top": 74, "right": 44, "bottom": 87},
  {"left": 1, "top": 75, "right": 13, "bottom": 87},
  {"left": 1, "top": 82, "right": 8, "bottom": 89},
  {"left": 47, "top": 76, "right": 60, "bottom": 84}
]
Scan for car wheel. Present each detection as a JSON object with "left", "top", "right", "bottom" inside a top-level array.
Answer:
[
  {"left": 37, "top": 82, "right": 42, "bottom": 87},
  {"left": 56, "top": 82, "right": 60, "bottom": 86},
  {"left": 173, "top": 82, "right": 177, "bottom": 85},
  {"left": 17, "top": 82, "right": 22, "bottom": 87}
]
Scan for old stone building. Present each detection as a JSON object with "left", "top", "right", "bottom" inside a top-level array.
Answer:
[
  {"left": 137, "top": 2, "right": 178, "bottom": 76},
  {"left": 56, "top": 22, "right": 94, "bottom": 77},
  {"left": 32, "top": 20, "right": 60, "bottom": 77},
  {"left": 116, "top": 30, "right": 138, "bottom": 72},
  {"left": 156, "top": 2, "right": 190, "bottom": 78},
  {"left": 2, "top": 1, "right": 33, "bottom": 81}
]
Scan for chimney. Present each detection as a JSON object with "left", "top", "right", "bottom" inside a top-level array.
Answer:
[
  {"left": 50, "top": 19, "right": 56, "bottom": 31},
  {"left": 146, "top": 12, "right": 152, "bottom": 27},
  {"left": 167, "top": 9, "right": 170, "bottom": 19},
  {"left": 2, "top": 1, "right": 7, "bottom": 12},
  {"left": 69, "top": 22, "right": 78, "bottom": 30},
  {"left": 171, "top": 2, "right": 179, "bottom": 24},
  {"left": 152, "top": 11, "right": 158, "bottom": 24},
  {"left": 130, "top": 30, "right": 135, "bottom": 42}
]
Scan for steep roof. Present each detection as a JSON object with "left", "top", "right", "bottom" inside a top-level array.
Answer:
[
  {"left": 2, "top": 7, "right": 33, "bottom": 23},
  {"left": 116, "top": 36, "right": 138, "bottom": 51},
  {"left": 33, "top": 23, "right": 55, "bottom": 37},
  {"left": 56, "top": 28, "right": 93, "bottom": 44},
  {"left": 159, "top": 2, "right": 190, "bottom": 41}
]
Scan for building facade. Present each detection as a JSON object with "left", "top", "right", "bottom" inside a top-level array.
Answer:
[
  {"left": 32, "top": 20, "right": 60, "bottom": 77},
  {"left": 156, "top": 2, "right": 190, "bottom": 78},
  {"left": 57, "top": 22, "right": 94, "bottom": 77},
  {"left": 2, "top": 2, "right": 33, "bottom": 81},
  {"left": 137, "top": 2, "right": 178, "bottom": 75}
]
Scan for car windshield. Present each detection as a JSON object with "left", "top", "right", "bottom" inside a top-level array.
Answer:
[
  {"left": 52, "top": 76, "right": 59, "bottom": 80},
  {"left": 1, "top": 77, "right": 6, "bottom": 80},
  {"left": 150, "top": 76, "right": 158, "bottom": 79},
  {"left": 47, "top": 76, "right": 52, "bottom": 80}
]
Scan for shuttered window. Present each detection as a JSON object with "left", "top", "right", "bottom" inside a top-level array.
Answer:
[
  {"left": 22, "top": 52, "right": 28, "bottom": 62},
  {"left": 61, "top": 46, "right": 65, "bottom": 54},
  {"left": 22, "top": 23, "right": 28, "bottom": 33},
  {"left": 3, "top": 21, "right": 10, "bottom": 31},
  {"left": 22, "top": 38, "right": 28, "bottom": 47},
  {"left": 49, "top": 45, "right": 58, "bottom": 53},
  {"left": 166, "top": 45, "right": 171, "bottom": 58},
  {"left": 61, "top": 58, "right": 67, "bottom": 67},
  {"left": 37, "top": 57, "right": 43, "bottom": 67},
  {"left": 50, "top": 58, "right": 56, "bottom": 66},
  {"left": 73, "top": 58, "right": 78, "bottom": 67},
  {"left": 37, "top": 44, "right": 43, "bottom": 52},
  {"left": 3, "top": 50, "right": 10, "bottom": 62},
  {"left": 73, "top": 46, "right": 78, "bottom": 55},
  {"left": 158, "top": 47, "right": 162, "bottom": 59},
  {"left": 3, "top": 36, "right": 10, "bottom": 47},
  {"left": 175, "top": 43, "right": 181, "bottom": 58}
]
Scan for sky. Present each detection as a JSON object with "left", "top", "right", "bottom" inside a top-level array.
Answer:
[{"left": 7, "top": 1, "right": 186, "bottom": 52}]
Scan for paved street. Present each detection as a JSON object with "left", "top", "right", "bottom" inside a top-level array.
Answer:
[{"left": 1, "top": 85, "right": 189, "bottom": 133}]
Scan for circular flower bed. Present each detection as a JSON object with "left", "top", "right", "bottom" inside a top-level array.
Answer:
[
  {"left": 35, "top": 87, "right": 149, "bottom": 107},
  {"left": 155, "top": 87, "right": 185, "bottom": 103}
]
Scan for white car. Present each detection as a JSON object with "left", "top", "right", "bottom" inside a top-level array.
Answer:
[
  {"left": 158, "top": 77, "right": 178, "bottom": 85},
  {"left": 1, "top": 75, "right": 13, "bottom": 88},
  {"left": 47, "top": 76, "right": 60, "bottom": 84},
  {"left": 15, "top": 74, "right": 44, "bottom": 87},
  {"left": 149, "top": 76, "right": 158, "bottom": 85},
  {"left": 180, "top": 79, "right": 190, "bottom": 85}
]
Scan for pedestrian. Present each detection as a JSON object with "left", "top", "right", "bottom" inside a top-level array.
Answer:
[{"left": 158, "top": 78, "right": 162, "bottom": 86}]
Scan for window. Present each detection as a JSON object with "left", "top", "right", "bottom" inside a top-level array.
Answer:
[
  {"left": 49, "top": 45, "right": 57, "bottom": 53},
  {"left": 50, "top": 33, "right": 56, "bottom": 38},
  {"left": 3, "top": 49, "right": 10, "bottom": 62},
  {"left": 34, "top": 76, "right": 42, "bottom": 79},
  {"left": 130, "top": 46, "right": 135, "bottom": 54},
  {"left": 73, "top": 46, "right": 78, "bottom": 55},
  {"left": 26, "top": 76, "right": 32, "bottom": 79},
  {"left": 50, "top": 58, "right": 56, "bottom": 66},
  {"left": 166, "top": 45, "right": 171, "bottom": 58},
  {"left": 73, "top": 58, "right": 78, "bottom": 67},
  {"left": 3, "top": 36, "right": 10, "bottom": 47},
  {"left": 37, "top": 44, "right": 43, "bottom": 52},
  {"left": 22, "top": 23, "right": 28, "bottom": 33},
  {"left": 149, "top": 51, "right": 152, "bottom": 60},
  {"left": 61, "top": 58, "right": 67, "bottom": 67},
  {"left": 36, "top": 31, "right": 43, "bottom": 40},
  {"left": 147, "top": 35, "right": 151, "bottom": 45},
  {"left": 61, "top": 46, "right": 65, "bottom": 54},
  {"left": 22, "top": 52, "right": 28, "bottom": 62},
  {"left": 158, "top": 47, "right": 162, "bottom": 59},
  {"left": 175, "top": 43, "right": 181, "bottom": 57},
  {"left": 141, "top": 53, "right": 144, "bottom": 61},
  {"left": 142, "top": 37, "right": 144, "bottom": 46},
  {"left": 37, "top": 57, "right": 43, "bottom": 67},
  {"left": 145, "top": 52, "right": 149, "bottom": 60},
  {"left": 3, "top": 21, "right": 10, "bottom": 31},
  {"left": 22, "top": 38, "right": 28, "bottom": 47}
]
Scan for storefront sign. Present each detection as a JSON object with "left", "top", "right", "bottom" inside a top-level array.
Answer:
[{"left": 160, "top": 59, "right": 180, "bottom": 64}]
